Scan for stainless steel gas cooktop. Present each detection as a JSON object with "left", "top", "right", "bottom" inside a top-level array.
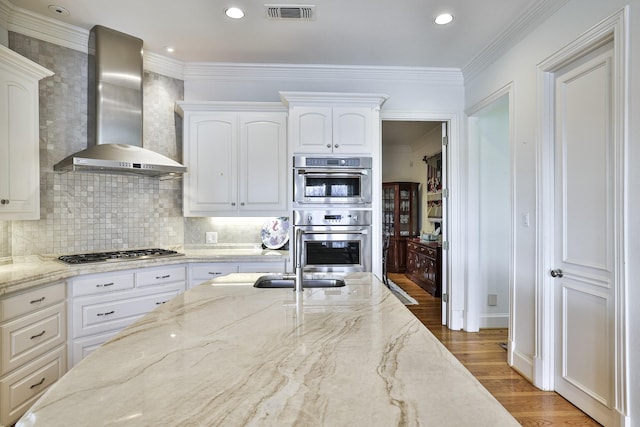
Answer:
[{"left": 58, "top": 248, "right": 183, "bottom": 265}]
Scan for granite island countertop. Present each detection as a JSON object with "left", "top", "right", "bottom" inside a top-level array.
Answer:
[
  {"left": 0, "top": 245, "right": 289, "bottom": 296},
  {"left": 16, "top": 273, "right": 519, "bottom": 427}
]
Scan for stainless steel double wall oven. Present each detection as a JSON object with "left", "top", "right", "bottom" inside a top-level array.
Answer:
[{"left": 293, "top": 156, "right": 373, "bottom": 273}]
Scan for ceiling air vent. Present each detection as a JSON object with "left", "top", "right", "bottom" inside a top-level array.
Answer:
[{"left": 266, "top": 5, "right": 315, "bottom": 20}]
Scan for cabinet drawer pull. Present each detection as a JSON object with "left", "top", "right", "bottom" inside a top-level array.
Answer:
[
  {"left": 0, "top": 199, "right": 9, "bottom": 205},
  {"left": 30, "top": 296, "right": 46, "bottom": 304},
  {"left": 155, "top": 301, "right": 168, "bottom": 305},
  {"left": 96, "top": 282, "right": 115, "bottom": 288},
  {"left": 208, "top": 272, "right": 222, "bottom": 275},
  {"left": 97, "top": 310, "right": 115, "bottom": 317},
  {"left": 156, "top": 274, "right": 171, "bottom": 279},
  {"left": 30, "top": 330, "right": 46, "bottom": 339},
  {"left": 29, "top": 377, "right": 45, "bottom": 389}
]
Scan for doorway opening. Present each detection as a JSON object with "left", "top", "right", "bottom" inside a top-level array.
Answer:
[{"left": 381, "top": 120, "right": 448, "bottom": 325}]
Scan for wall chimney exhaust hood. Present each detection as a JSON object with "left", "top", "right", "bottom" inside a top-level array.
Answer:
[{"left": 53, "top": 25, "right": 186, "bottom": 177}]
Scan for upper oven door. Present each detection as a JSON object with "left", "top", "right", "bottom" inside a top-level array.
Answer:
[{"left": 293, "top": 169, "right": 372, "bottom": 206}]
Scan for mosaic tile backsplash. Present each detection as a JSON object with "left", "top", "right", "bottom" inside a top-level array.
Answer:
[
  {"left": 5, "top": 32, "right": 184, "bottom": 256},
  {"left": 1, "top": 33, "right": 277, "bottom": 257}
]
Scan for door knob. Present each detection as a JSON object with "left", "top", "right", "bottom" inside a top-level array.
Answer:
[{"left": 550, "top": 269, "right": 563, "bottom": 278}]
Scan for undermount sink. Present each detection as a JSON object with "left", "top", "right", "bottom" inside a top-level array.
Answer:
[{"left": 253, "top": 275, "right": 346, "bottom": 288}]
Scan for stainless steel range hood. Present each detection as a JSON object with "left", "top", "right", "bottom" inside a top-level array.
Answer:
[{"left": 54, "top": 25, "right": 186, "bottom": 177}]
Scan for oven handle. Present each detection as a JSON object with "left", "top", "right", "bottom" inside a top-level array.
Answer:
[
  {"left": 295, "top": 169, "right": 369, "bottom": 176},
  {"left": 296, "top": 229, "right": 369, "bottom": 235}
]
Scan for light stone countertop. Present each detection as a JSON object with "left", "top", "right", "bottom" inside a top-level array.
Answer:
[
  {"left": 0, "top": 246, "right": 289, "bottom": 296},
  {"left": 16, "top": 273, "right": 519, "bottom": 427}
]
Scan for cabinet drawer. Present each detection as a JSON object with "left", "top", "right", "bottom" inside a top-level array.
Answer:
[
  {"left": 0, "top": 282, "right": 65, "bottom": 322},
  {"left": 70, "top": 330, "right": 119, "bottom": 368},
  {"left": 72, "top": 284, "right": 183, "bottom": 338},
  {"left": 71, "top": 272, "right": 134, "bottom": 297},
  {"left": 136, "top": 265, "right": 186, "bottom": 287},
  {"left": 0, "top": 346, "right": 66, "bottom": 427},
  {"left": 237, "top": 261, "right": 285, "bottom": 273},
  {"left": 1, "top": 303, "right": 66, "bottom": 375},
  {"left": 190, "top": 263, "right": 238, "bottom": 281}
]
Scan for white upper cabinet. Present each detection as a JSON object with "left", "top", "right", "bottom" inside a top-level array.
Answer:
[
  {"left": 281, "top": 92, "right": 388, "bottom": 154},
  {"left": 0, "top": 46, "right": 53, "bottom": 220},
  {"left": 176, "top": 102, "right": 288, "bottom": 217}
]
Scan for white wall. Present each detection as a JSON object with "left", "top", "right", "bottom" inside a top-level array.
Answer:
[
  {"left": 476, "top": 97, "right": 510, "bottom": 328},
  {"left": 465, "top": 0, "right": 639, "bottom": 422}
]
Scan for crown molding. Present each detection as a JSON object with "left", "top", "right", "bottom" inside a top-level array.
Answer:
[
  {"left": 6, "top": 0, "right": 88, "bottom": 53},
  {"left": 184, "top": 62, "right": 463, "bottom": 86},
  {"left": 1, "top": 0, "right": 464, "bottom": 86},
  {"left": 144, "top": 52, "right": 185, "bottom": 80},
  {"left": 463, "top": 0, "right": 570, "bottom": 83}
]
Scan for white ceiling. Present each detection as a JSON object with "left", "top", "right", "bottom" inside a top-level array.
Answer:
[{"left": 10, "top": 0, "right": 545, "bottom": 69}]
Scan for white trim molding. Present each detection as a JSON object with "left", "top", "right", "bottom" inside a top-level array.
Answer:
[
  {"left": 463, "top": 0, "right": 570, "bottom": 83},
  {"left": 382, "top": 110, "right": 464, "bottom": 331},
  {"left": 536, "top": 7, "right": 629, "bottom": 425}
]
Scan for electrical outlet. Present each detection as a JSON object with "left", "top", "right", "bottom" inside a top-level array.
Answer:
[
  {"left": 205, "top": 231, "right": 218, "bottom": 244},
  {"left": 488, "top": 294, "right": 498, "bottom": 306}
]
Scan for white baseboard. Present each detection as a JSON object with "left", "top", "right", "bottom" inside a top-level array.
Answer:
[
  {"left": 479, "top": 313, "right": 509, "bottom": 328},
  {"left": 510, "top": 346, "right": 534, "bottom": 382}
]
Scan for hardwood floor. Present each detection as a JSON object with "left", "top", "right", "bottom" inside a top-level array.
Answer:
[{"left": 388, "top": 273, "right": 601, "bottom": 426}]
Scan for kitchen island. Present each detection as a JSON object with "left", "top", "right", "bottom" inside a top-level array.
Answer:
[{"left": 16, "top": 273, "right": 518, "bottom": 426}]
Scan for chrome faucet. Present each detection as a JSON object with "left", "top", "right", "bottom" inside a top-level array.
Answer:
[{"left": 295, "top": 228, "right": 305, "bottom": 292}]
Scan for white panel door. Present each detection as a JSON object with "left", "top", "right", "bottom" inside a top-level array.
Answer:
[
  {"left": 239, "top": 113, "right": 287, "bottom": 212},
  {"left": 185, "top": 114, "right": 237, "bottom": 214},
  {"left": 552, "top": 44, "right": 614, "bottom": 426}
]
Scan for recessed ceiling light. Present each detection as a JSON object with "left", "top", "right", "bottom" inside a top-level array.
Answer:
[
  {"left": 435, "top": 13, "right": 453, "bottom": 25},
  {"left": 165, "top": 46, "right": 175, "bottom": 53},
  {"left": 225, "top": 7, "right": 245, "bottom": 19},
  {"left": 48, "top": 5, "right": 70, "bottom": 16}
]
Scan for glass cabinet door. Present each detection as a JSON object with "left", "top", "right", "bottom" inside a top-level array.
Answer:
[{"left": 382, "top": 185, "right": 395, "bottom": 235}]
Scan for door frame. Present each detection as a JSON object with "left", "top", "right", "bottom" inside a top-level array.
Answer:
[
  {"left": 381, "top": 110, "right": 462, "bottom": 329},
  {"left": 536, "top": 7, "right": 628, "bottom": 423},
  {"left": 465, "top": 83, "right": 515, "bottom": 353}
]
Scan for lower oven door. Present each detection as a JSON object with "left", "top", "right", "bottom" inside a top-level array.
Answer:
[{"left": 295, "top": 225, "right": 371, "bottom": 273}]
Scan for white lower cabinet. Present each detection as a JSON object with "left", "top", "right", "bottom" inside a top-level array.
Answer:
[
  {"left": 68, "top": 265, "right": 187, "bottom": 368},
  {"left": 237, "top": 262, "right": 286, "bottom": 274},
  {"left": 71, "top": 330, "right": 119, "bottom": 364},
  {"left": 188, "top": 263, "right": 238, "bottom": 289},
  {"left": 0, "top": 346, "right": 66, "bottom": 426},
  {"left": 188, "top": 261, "right": 286, "bottom": 289},
  {"left": 0, "top": 282, "right": 66, "bottom": 427}
]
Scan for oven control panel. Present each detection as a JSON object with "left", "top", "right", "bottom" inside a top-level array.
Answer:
[{"left": 294, "top": 210, "right": 372, "bottom": 226}]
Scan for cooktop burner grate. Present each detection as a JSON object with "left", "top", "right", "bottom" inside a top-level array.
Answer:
[{"left": 58, "top": 248, "right": 183, "bottom": 264}]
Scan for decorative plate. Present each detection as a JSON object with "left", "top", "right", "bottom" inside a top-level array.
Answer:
[{"left": 260, "top": 217, "right": 290, "bottom": 249}]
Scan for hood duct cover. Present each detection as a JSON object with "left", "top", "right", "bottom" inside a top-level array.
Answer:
[{"left": 54, "top": 25, "right": 186, "bottom": 177}]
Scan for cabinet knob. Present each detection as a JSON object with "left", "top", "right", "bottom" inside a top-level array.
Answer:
[
  {"left": 0, "top": 199, "right": 9, "bottom": 205},
  {"left": 326, "top": 144, "right": 331, "bottom": 148},
  {"left": 231, "top": 202, "right": 236, "bottom": 206},
  {"left": 240, "top": 202, "right": 245, "bottom": 206},
  {"left": 334, "top": 144, "right": 339, "bottom": 148}
]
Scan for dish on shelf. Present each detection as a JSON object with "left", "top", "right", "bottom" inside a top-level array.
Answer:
[{"left": 260, "top": 217, "right": 290, "bottom": 249}]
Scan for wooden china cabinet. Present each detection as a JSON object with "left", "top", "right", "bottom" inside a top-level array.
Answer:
[{"left": 382, "top": 182, "right": 419, "bottom": 273}]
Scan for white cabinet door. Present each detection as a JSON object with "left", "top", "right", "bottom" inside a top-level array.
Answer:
[
  {"left": 332, "top": 107, "right": 371, "bottom": 153},
  {"left": 181, "top": 107, "right": 288, "bottom": 217},
  {"left": 184, "top": 113, "right": 238, "bottom": 215},
  {"left": 239, "top": 113, "right": 287, "bottom": 212},
  {"left": 0, "top": 47, "right": 53, "bottom": 220},
  {"left": 290, "top": 106, "right": 373, "bottom": 153},
  {"left": 290, "top": 106, "right": 332, "bottom": 153}
]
